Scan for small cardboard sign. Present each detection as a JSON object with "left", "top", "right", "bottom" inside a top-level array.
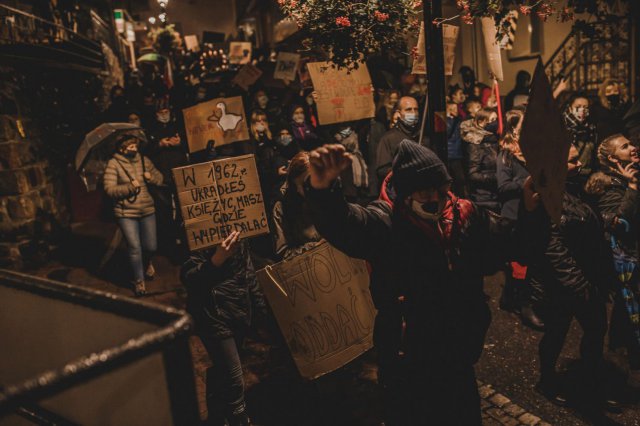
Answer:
[
  {"left": 232, "top": 64, "right": 263, "bottom": 91},
  {"left": 442, "top": 24, "right": 460, "bottom": 76},
  {"left": 412, "top": 23, "right": 427, "bottom": 75},
  {"left": 257, "top": 242, "right": 376, "bottom": 379},
  {"left": 519, "top": 60, "right": 570, "bottom": 224},
  {"left": 182, "top": 96, "right": 249, "bottom": 153},
  {"left": 306, "top": 62, "right": 375, "bottom": 125},
  {"left": 229, "top": 41, "right": 252, "bottom": 65},
  {"left": 481, "top": 17, "right": 504, "bottom": 81},
  {"left": 184, "top": 34, "right": 200, "bottom": 52},
  {"left": 274, "top": 52, "right": 301, "bottom": 82},
  {"left": 172, "top": 155, "right": 269, "bottom": 251}
]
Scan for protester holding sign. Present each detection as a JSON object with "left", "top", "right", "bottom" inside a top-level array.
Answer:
[
  {"left": 181, "top": 231, "right": 266, "bottom": 426},
  {"left": 304, "top": 142, "right": 517, "bottom": 425}
]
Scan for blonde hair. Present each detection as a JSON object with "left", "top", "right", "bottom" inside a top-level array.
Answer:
[
  {"left": 598, "top": 78, "right": 628, "bottom": 109},
  {"left": 250, "top": 110, "right": 272, "bottom": 140},
  {"left": 596, "top": 133, "right": 626, "bottom": 172}
]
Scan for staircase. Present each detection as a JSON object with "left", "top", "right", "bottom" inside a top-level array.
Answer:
[{"left": 544, "top": 16, "right": 633, "bottom": 95}]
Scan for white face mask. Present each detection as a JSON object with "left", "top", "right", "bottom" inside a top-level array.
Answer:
[
  {"left": 572, "top": 106, "right": 589, "bottom": 122},
  {"left": 401, "top": 112, "right": 419, "bottom": 127},
  {"left": 255, "top": 123, "right": 266, "bottom": 133},
  {"left": 411, "top": 199, "right": 443, "bottom": 222}
]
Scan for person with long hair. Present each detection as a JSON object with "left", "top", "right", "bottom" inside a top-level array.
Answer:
[
  {"left": 585, "top": 134, "right": 640, "bottom": 388},
  {"left": 290, "top": 104, "right": 321, "bottom": 152},
  {"left": 593, "top": 78, "right": 631, "bottom": 141},
  {"left": 564, "top": 93, "right": 598, "bottom": 183},
  {"left": 103, "top": 135, "right": 164, "bottom": 296}
]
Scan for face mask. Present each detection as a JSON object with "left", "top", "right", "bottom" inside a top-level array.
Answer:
[
  {"left": 306, "top": 96, "right": 314, "bottom": 106},
  {"left": 411, "top": 199, "right": 442, "bottom": 222},
  {"left": 484, "top": 120, "right": 499, "bottom": 133},
  {"left": 279, "top": 135, "right": 293, "bottom": 146},
  {"left": 293, "top": 114, "right": 305, "bottom": 124},
  {"left": 257, "top": 95, "right": 268, "bottom": 107},
  {"left": 607, "top": 94, "right": 620, "bottom": 108},
  {"left": 339, "top": 127, "right": 352, "bottom": 138},
  {"left": 401, "top": 112, "right": 418, "bottom": 127},
  {"left": 255, "top": 123, "right": 266, "bottom": 133},
  {"left": 572, "top": 106, "right": 589, "bottom": 122},
  {"left": 157, "top": 112, "right": 170, "bottom": 123}
]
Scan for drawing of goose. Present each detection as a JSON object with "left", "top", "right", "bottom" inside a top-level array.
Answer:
[{"left": 213, "top": 102, "right": 243, "bottom": 132}]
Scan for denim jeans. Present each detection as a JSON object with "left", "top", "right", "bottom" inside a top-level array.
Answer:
[{"left": 117, "top": 214, "right": 157, "bottom": 283}]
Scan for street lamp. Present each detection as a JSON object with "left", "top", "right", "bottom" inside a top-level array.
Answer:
[{"left": 148, "top": 16, "right": 156, "bottom": 25}]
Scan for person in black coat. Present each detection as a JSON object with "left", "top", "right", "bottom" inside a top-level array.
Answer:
[
  {"left": 585, "top": 134, "right": 640, "bottom": 388},
  {"left": 517, "top": 146, "right": 615, "bottom": 406},
  {"left": 592, "top": 79, "right": 631, "bottom": 141},
  {"left": 462, "top": 107, "right": 500, "bottom": 212},
  {"left": 181, "top": 232, "right": 266, "bottom": 426},
  {"left": 305, "top": 141, "right": 516, "bottom": 425}
]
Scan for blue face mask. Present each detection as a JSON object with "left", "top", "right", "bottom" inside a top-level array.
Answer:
[
  {"left": 401, "top": 112, "right": 419, "bottom": 127},
  {"left": 279, "top": 135, "right": 293, "bottom": 146}
]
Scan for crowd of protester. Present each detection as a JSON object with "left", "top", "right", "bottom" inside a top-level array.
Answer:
[{"left": 97, "top": 52, "right": 640, "bottom": 425}]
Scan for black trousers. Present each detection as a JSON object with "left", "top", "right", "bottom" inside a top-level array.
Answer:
[{"left": 539, "top": 293, "right": 607, "bottom": 382}]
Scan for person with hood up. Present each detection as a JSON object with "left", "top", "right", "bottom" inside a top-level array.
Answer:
[
  {"left": 504, "top": 70, "right": 531, "bottom": 111},
  {"left": 585, "top": 134, "right": 640, "bottom": 389},
  {"left": 304, "top": 141, "right": 516, "bottom": 425},
  {"left": 564, "top": 93, "right": 598, "bottom": 182},
  {"left": 289, "top": 104, "right": 320, "bottom": 152},
  {"left": 334, "top": 124, "right": 369, "bottom": 202},
  {"left": 103, "top": 135, "right": 164, "bottom": 296},
  {"left": 375, "top": 96, "right": 427, "bottom": 185},
  {"left": 517, "top": 146, "right": 617, "bottom": 408},
  {"left": 462, "top": 107, "right": 501, "bottom": 212}
]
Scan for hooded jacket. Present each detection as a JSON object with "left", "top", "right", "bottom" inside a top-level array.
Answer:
[
  {"left": 462, "top": 121, "right": 499, "bottom": 211},
  {"left": 103, "top": 153, "right": 164, "bottom": 218},
  {"left": 305, "top": 141, "right": 512, "bottom": 368}
]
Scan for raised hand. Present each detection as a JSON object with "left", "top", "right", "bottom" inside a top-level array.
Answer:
[
  {"left": 308, "top": 144, "right": 353, "bottom": 189},
  {"left": 211, "top": 231, "right": 241, "bottom": 267}
]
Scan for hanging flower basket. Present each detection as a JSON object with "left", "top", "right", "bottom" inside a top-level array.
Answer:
[{"left": 278, "top": 0, "right": 422, "bottom": 70}]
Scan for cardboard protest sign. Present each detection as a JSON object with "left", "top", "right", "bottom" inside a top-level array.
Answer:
[
  {"left": 232, "top": 63, "right": 263, "bottom": 91},
  {"left": 442, "top": 24, "right": 460, "bottom": 76},
  {"left": 306, "top": 62, "right": 375, "bottom": 125},
  {"left": 229, "top": 41, "right": 252, "bottom": 65},
  {"left": 257, "top": 242, "right": 376, "bottom": 379},
  {"left": 184, "top": 34, "right": 200, "bottom": 52},
  {"left": 172, "top": 155, "right": 269, "bottom": 251},
  {"left": 481, "top": 17, "right": 504, "bottom": 81},
  {"left": 519, "top": 60, "right": 571, "bottom": 224},
  {"left": 182, "top": 96, "right": 249, "bottom": 153},
  {"left": 411, "top": 23, "right": 426, "bottom": 75},
  {"left": 274, "top": 52, "right": 300, "bottom": 82}
]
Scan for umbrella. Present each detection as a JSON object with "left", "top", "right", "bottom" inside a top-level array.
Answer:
[{"left": 137, "top": 52, "right": 165, "bottom": 63}]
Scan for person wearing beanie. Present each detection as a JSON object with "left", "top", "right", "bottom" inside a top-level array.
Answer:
[{"left": 304, "top": 141, "right": 520, "bottom": 425}]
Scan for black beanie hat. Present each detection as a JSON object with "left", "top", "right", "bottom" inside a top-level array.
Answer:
[{"left": 392, "top": 139, "right": 451, "bottom": 197}]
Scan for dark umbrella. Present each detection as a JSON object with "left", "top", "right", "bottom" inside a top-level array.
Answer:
[{"left": 75, "top": 123, "right": 146, "bottom": 191}]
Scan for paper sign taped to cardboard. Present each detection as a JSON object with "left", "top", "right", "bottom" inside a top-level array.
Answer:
[
  {"left": 232, "top": 64, "right": 263, "bottom": 91},
  {"left": 229, "top": 41, "right": 252, "bottom": 65},
  {"left": 172, "top": 155, "right": 269, "bottom": 251},
  {"left": 442, "top": 24, "right": 459, "bottom": 76},
  {"left": 182, "top": 96, "right": 249, "bottom": 153},
  {"left": 257, "top": 242, "right": 376, "bottom": 379},
  {"left": 274, "top": 52, "right": 300, "bottom": 81},
  {"left": 481, "top": 17, "right": 504, "bottom": 81},
  {"left": 306, "top": 62, "right": 375, "bottom": 125}
]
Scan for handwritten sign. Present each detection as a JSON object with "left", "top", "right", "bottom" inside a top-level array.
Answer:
[
  {"left": 257, "top": 243, "right": 376, "bottom": 379},
  {"left": 481, "top": 17, "right": 504, "bottom": 81},
  {"left": 182, "top": 96, "right": 249, "bottom": 153},
  {"left": 229, "top": 41, "right": 252, "bottom": 65},
  {"left": 306, "top": 62, "right": 375, "bottom": 125},
  {"left": 443, "top": 24, "right": 460, "bottom": 76},
  {"left": 184, "top": 35, "right": 200, "bottom": 52},
  {"left": 172, "top": 155, "right": 269, "bottom": 251},
  {"left": 274, "top": 52, "right": 300, "bottom": 82},
  {"left": 519, "top": 60, "right": 570, "bottom": 224},
  {"left": 232, "top": 64, "right": 263, "bottom": 91},
  {"left": 412, "top": 23, "right": 426, "bottom": 75}
]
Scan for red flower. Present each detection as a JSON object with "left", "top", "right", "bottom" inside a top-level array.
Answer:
[
  {"left": 336, "top": 16, "right": 351, "bottom": 27},
  {"left": 374, "top": 11, "right": 389, "bottom": 22},
  {"left": 413, "top": 1, "right": 423, "bottom": 8},
  {"left": 462, "top": 13, "right": 473, "bottom": 24},
  {"left": 519, "top": 5, "right": 531, "bottom": 15}
]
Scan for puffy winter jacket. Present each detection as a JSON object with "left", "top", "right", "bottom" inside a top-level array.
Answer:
[
  {"left": 103, "top": 153, "right": 163, "bottom": 218},
  {"left": 496, "top": 150, "right": 529, "bottom": 220},
  {"left": 180, "top": 241, "right": 266, "bottom": 339},
  {"left": 462, "top": 123, "right": 499, "bottom": 211}
]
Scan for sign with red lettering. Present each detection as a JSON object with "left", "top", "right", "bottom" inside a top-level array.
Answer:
[
  {"left": 306, "top": 61, "right": 375, "bottom": 125},
  {"left": 257, "top": 243, "right": 376, "bottom": 379},
  {"left": 172, "top": 155, "right": 269, "bottom": 251}
]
